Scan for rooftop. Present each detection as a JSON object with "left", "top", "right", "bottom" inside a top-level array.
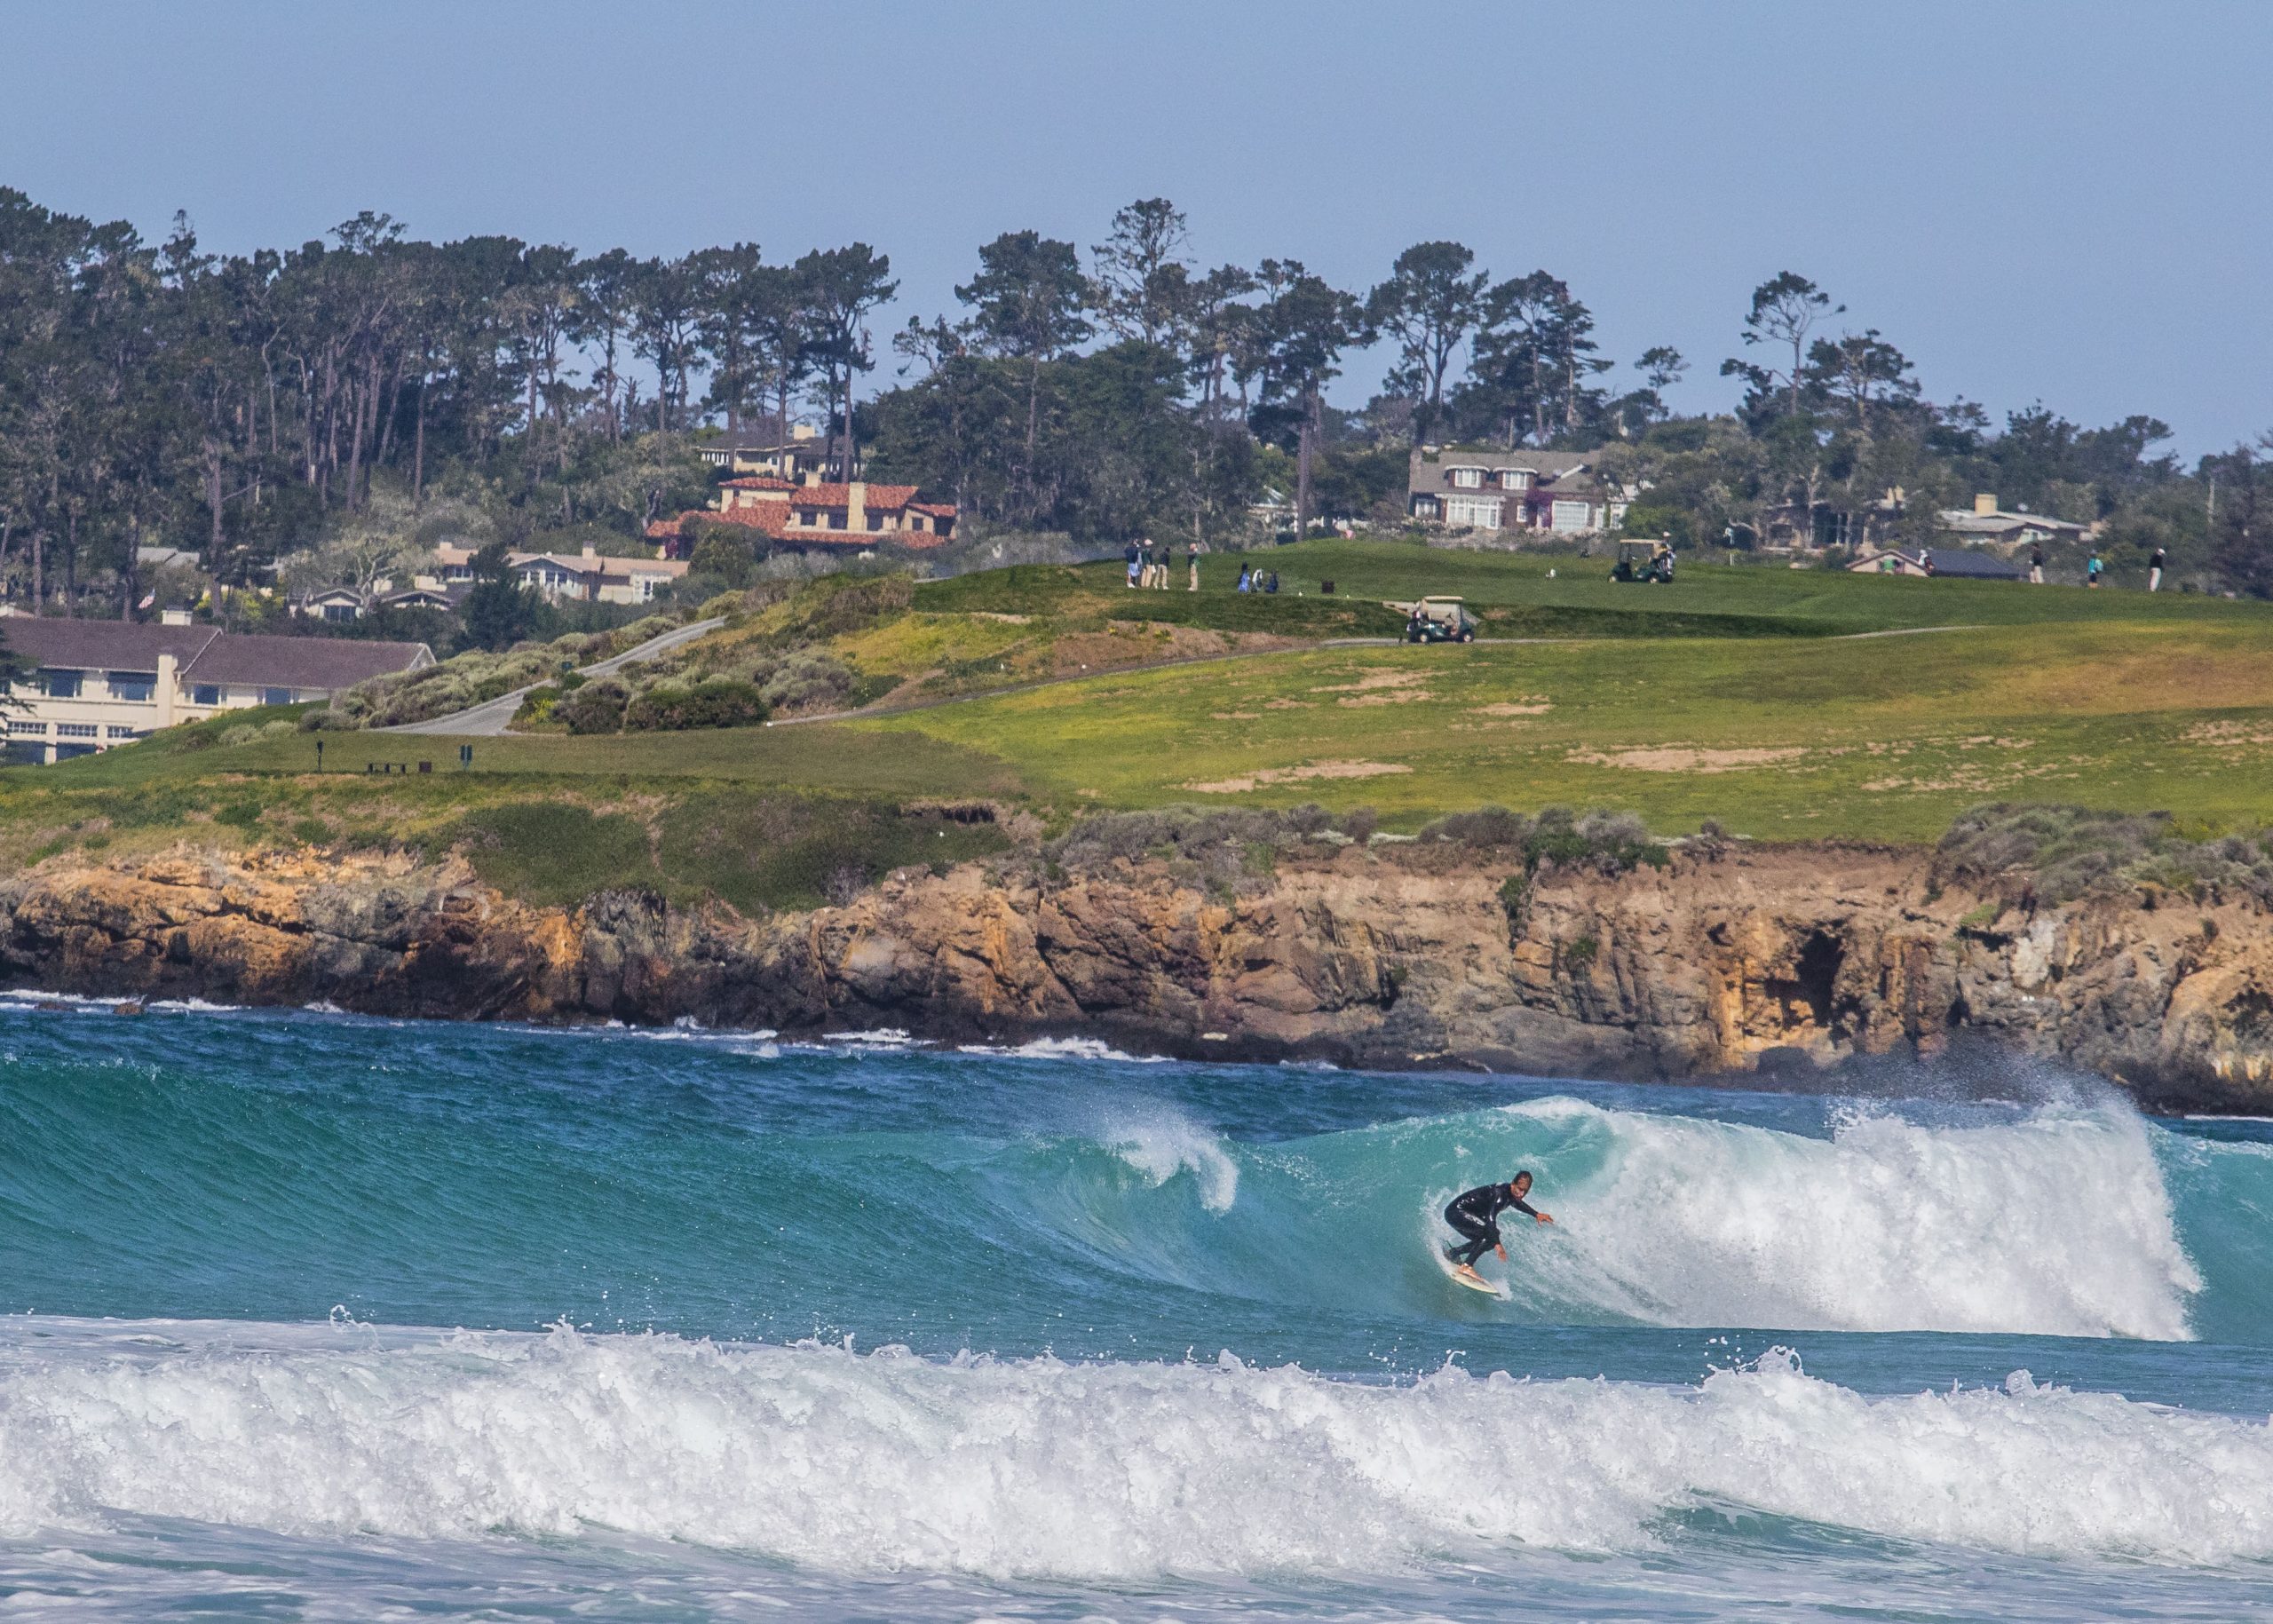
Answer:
[{"left": 1, "top": 618, "right": 433, "bottom": 686}]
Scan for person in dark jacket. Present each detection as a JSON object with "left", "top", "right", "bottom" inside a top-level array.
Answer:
[{"left": 1442, "top": 1172, "right": 1553, "bottom": 1282}]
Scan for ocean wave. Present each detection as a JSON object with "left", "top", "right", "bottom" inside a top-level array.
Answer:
[
  {"left": 1098, "top": 1109, "right": 1240, "bottom": 1212},
  {"left": 1484, "top": 1097, "right": 2202, "bottom": 1339},
  {"left": 1, "top": 1326, "right": 2268, "bottom": 1573},
  {"left": 959, "top": 1036, "right": 1171, "bottom": 1065}
]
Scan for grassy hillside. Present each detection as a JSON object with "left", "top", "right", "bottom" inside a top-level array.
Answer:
[{"left": 4, "top": 539, "right": 2268, "bottom": 907}]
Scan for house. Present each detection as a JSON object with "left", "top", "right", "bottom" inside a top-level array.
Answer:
[
  {"left": 1936, "top": 493, "right": 2089, "bottom": 551},
  {"left": 645, "top": 479, "right": 958, "bottom": 553},
  {"left": 693, "top": 422, "right": 851, "bottom": 485},
  {"left": 430, "top": 544, "right": 690, "bottom": 606},
  {"left": 293, "top": 586, "right": 371, "bottom": 623},
  {"left": 1406, "top": 448, "right": 1623, "bottom": 535},
  {"left": 0, "top": 620, "right": 432, "bottom": 765},
  {"left": 1846, "top": 544, "right": 2030, "bottom": 580}
]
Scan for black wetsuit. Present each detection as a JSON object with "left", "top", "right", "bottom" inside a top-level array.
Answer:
[{"left": 1443, "top": 1183, "right": 1537, "bottom": 1268}]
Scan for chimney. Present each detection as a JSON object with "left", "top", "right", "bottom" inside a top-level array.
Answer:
[
  {"left": 582, "top": 543, "right": 598, "bottom": 560},
  {"left": 1974, "top": 493, "right": 1998, "bottom": 515},
  {"left": 160, "top": 607, "right": 193, "bottom": 626},
  {"left": 848, "top": 480, "right": 867, "bottom": 535}
]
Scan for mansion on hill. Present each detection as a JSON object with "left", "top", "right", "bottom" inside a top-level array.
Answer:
[
  {"left": 646, "top": 478, "right": 958, "bottom": 552},
  {"left": 1406, "top": 448, "right": 1625, "bottom": 535}
]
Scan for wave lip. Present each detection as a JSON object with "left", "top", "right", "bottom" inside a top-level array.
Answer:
[
  {"left": 3, "top": 1327, "right": 2272, "bottom": 1575},
  {"left": 1509, "top": 1099, "right": 2204, "bottom": 1339}
]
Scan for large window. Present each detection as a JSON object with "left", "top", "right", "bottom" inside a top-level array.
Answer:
[
  {"left": 1501, "top": 469, "right": 1532, "bottom": 490},
  {"left": 191, "top": 684, "right": 221, "bottom": 707},
  {"left": 39, "top": 669, "right": 81, "bottom": 699},
  {"left": 262, "top": 687, "right": 295, "bottom": 707},
  {"left": 1446, "top": 496, "right": 1503, "bottom": 529},
  {"left": 107, "top": 670, "right": 156, "bottom": 702},
  {"left": 56, "top": 723, "right": 98, "bottom": 739},
  {"left": 1449, "top": 467, "right": 1484, "bottom": 489},
  {"left": 107, "top": 725, "right": 142, "bottom": 740}
]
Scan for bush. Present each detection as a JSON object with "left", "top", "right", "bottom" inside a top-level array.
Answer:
[
  {"left": 220, "top": 724, "right": 260, "bottom": 746},
  {"left": 1418, "top": 805, "right": 1527, "bottom": 847},
  {"left": 555, "top": 678, "right": 629, "bottom": 735},
  {"left": 1340, "top": 806, "right": 1379, "bottom": 846},
  {"left": 755, "top": 650, "right": 857, "bottom": 715},
  {"left": 1046, "top": 804, "right": 1333, "bottom": 870},
  {"left": 1934, "top": 803, "right": 2273, "bottom": 907},
  {"left": 623, "top": 676, "right": 769, "bottom": 733},
  {"left": 298, "top": 706, "right": 354, "bottom": 733}
]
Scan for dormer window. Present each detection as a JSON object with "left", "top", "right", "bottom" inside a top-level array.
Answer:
[
  {"left": 1450, "top": 466, "right": 1484, "bottom": 489},
  {"left": 1501, "top": 469, "right": 1531, "bottom": 490}
]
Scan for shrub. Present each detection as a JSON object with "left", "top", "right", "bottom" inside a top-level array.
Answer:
[
  {"left": 1339, "top": 806, "right": 1379, "bottom": 846},
  {"left": 1935, "top": 803, "right": 2273, "bottom": 907},
  {"left": 1419, "top": 805, "right": 1526, "bottom": 847},
  {"left": 555, "top": 678, "right": 629, "bottom": 735},
  {"left": 220, "top": 724, "right": 260, "bottom": 747},
  {"left": 623, "top": 676, "right": 769, "bottom": 733},
  {"left": 298, "top": 706, "right": 354, "bottom": 733},
  {"left": 1046, "top": 804, "right": 1332, "bottom": 870},
  {"left": 755, "top": 651, "right": 856, "bottom": 715}
]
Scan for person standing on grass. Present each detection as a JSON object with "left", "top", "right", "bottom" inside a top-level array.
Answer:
[
  {"left": 2030, "top": 543, "right": 2046, "bottom": 584},
  {"left": 1126, "top": 542, "right": 1141, "bottom": 589},
  {"left": 1188, "top": 540, "right": 1200, "bottom": 591},
  {"left": 2087, "top": 553, "right": 2103, "bottom": 588},
  {"left": 2150, "top": 547, "right": 2166, "bottom": 591}
]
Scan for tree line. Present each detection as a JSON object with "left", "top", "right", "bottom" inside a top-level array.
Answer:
[{"left": 3, "top": 182, "right": 2269, "bottom": 620}]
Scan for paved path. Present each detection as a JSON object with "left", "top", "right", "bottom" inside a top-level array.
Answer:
[{"left": 379, "top": 616, "right": 725, "bottom": 736}]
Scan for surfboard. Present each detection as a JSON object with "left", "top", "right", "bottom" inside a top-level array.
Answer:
[{"left": 1435, "top": 1250, "right": 1505, "bottom": 1295}]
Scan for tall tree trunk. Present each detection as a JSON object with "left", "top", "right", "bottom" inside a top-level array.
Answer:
[
  {"left": 1295, "top": 384, "right": 1317, "bottom": 540},
  {"left": 412, "top": 374, "right": 428, "bottom": 509},
  {"left": 205, "top": 440, "right": 226, "bottom": 566}
]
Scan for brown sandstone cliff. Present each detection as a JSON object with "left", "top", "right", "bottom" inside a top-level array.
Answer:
[{"left": 3, "top": 842, "right": 2270, "bottom": 1110}]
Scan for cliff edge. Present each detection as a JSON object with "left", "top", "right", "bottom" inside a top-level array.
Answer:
[{"left": 4, "top": 841, "right": 2269, "bottom": 1110}]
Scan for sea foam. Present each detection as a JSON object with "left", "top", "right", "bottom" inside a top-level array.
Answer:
[
  {"left": 1505, "top": 1098, "right": 2202, "bottom": 1338},
  {"left": 1, "top": 1325, "right": 2269, "bottom": 1574}
]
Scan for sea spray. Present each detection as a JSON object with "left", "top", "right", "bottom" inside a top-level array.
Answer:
[{"left": 1499, "top": 1097, "right": 2203, "bottom": 1337}]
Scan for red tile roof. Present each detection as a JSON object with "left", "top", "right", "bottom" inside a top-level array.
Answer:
[{"left": 719, "top": 475, "right": 797, "bottom": 491}]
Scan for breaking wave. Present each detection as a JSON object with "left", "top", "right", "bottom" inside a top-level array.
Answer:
[{"left": 3, "top": 1324, "right": 2269, "bottom": 1573}]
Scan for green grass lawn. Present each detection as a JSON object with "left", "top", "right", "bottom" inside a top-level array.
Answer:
[
  {"left": 859, "top": 617, "right": 2273, "bottom": 844},
  {"left": 916, "top": 536, "right": 2267, "bottom": 648},
  {"left": 5, "top": 543, "right": 2269, "bottom": 903}
]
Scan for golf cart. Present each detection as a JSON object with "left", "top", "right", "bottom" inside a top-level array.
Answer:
[
  {"left": 1612, "top": 540, "right": 1675, "bottom": 583},
  {"left": 1392, "top": 596, "right": 1477, "bottom": 644}
]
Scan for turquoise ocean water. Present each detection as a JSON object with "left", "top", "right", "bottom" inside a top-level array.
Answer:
[{"left": 3, "top": 996, "right": 2272, "bottom": 1619}]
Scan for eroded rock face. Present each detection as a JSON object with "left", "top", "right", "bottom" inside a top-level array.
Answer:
[{"left": 3, "top": 842, "right": 2270, "bottom": 1110}]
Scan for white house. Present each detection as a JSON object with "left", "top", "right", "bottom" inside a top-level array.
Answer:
[{"left": 0, "top": 620, "right": 432, "bottom": 765}]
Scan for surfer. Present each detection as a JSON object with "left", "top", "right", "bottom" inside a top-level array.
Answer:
[{"left": 1442, "top": 1172, "right": 1553, "bottom": 1285}]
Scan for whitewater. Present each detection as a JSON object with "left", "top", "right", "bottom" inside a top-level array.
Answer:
[{"left": 3, "top": 1002, "right": 2272, "bottom": 1619}]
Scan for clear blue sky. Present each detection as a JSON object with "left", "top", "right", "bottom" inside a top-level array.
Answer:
[{"left": 4, "top": 0, "right": 2267, "bottom": 455}]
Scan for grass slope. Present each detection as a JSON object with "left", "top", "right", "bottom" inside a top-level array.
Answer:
[
  {"left": 5, "top": 542, "right": 2268, "bottom": 907},
  {"left": 862, "top": 618, "right": 2273, "bottom": 844}
]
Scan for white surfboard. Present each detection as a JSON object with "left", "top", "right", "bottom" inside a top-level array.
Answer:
[{"left": 1435, "top": 1250, "right": 1506, "bottom": 1296}]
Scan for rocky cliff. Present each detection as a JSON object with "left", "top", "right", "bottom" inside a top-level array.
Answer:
[{"left": 4, "top": 841, "right": 2270, "bottom": 1110}]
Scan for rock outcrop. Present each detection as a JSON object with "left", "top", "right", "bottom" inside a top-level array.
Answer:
[{"left": 4, "top": 841, "right": 2271, "bottom": 1110}]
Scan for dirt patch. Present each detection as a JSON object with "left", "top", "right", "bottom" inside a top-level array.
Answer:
[
  {"left": 1476, "top": 701, "right": 1551, "bottom": 716},
  {"left": 1186, "top": 759, "right": 1415, "bottom": 794},
  {"left": 1337, "top": 690, "right": 1432, "bottom": 708},
  {"left": 1567, "top": 746, "right": 1810, "bottom": 773},
  {"left": 1264, "top": 697, "right": 1313, "bottom": 711},
  {"left": 2185, "top": 720, "right": 2273, "bottom": 751},
  {"left": 1314, "top": 670, "right": 1426, "bottom": 694}
]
